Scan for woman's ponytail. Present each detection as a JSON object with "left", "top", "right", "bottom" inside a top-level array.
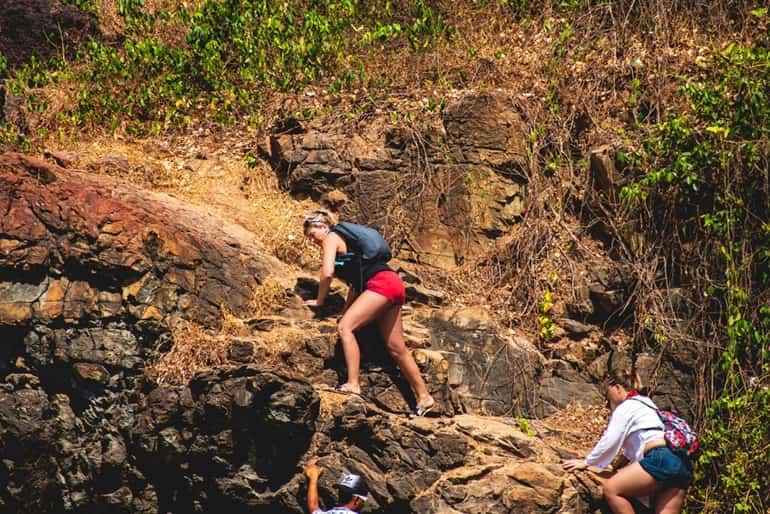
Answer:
[{"left": 303, "top": 210, "right": 338, "bottom": 232}]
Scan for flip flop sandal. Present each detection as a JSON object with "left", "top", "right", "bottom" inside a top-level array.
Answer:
[
  {"left": 333, "top": 383, "right": 363, "bottom": 396},
  {"left": 411, "top": 400, "right": 436, "bottom": 418}
]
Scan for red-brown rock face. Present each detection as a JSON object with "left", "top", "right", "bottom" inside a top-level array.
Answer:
[{"left": 1, "top": 152, "right": 280, "bottom": 331}]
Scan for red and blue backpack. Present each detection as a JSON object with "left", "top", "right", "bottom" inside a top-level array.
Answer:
[{"left": 633, "top": 398, "right": 700, "bottom": 458}]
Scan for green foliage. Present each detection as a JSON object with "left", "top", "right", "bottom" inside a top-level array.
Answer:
[
  {"left": 11, "top": 55, "right": 52, "bottom": 90},
  {"left": 515, "top": 416, "right": 536, "bottom": 436},
  {"left": 61, "top": 0, "right": 100, "bottom": 15},
  {"left": 623, "top": 13, "right": 770, "bottom": 513},
  {"left": 538, "top": 290, "right": 555, "bottom": 341},
  {"left": 407, "top": 0, "right": 451, "bottom": 50},
  {"left": 3, "top": 0, "right": 458, "bottom": 135},
  {"left": 186, "top": 0, "right": 355, "bottom": 90}
]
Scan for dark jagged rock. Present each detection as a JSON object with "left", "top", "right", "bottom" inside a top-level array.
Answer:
[
  {"left": 130, "top": 368, "right": 319, "bottom": 514},
  {"left": 0, "top": 151, "right": 631, "bottom": 513}
]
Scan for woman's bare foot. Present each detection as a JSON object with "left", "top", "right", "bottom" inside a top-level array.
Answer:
[
  {"left": 413, "top": 396, "right": 436, "bottom": 417},
  {"left": 334, "top": 383, "right": 362, "bottom": 395}
]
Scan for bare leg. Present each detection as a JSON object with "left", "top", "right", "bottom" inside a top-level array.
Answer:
[
  {"left": 602, "top": 462, "right": 661, "bottom": 514},
  {"left": 377, "top": 303, "right": 433, "bottom": 406},
  {"left": 654, "top": 487, "right": 686, "bottom": 514},
  {"left": 336, "top": 291, "right": 390, "bottom": 392}
]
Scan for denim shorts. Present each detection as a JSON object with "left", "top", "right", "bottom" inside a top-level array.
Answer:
[{"left": 639, "top": 446, "right": 693, "bottom": 489}]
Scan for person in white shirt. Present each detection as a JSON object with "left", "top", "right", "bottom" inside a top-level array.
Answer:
[
  {"left": 304, "top": 463, "right": 368, "bottom": 514},
  {"left": 562, "top": 369, "right": 693, "bottom": 514}
]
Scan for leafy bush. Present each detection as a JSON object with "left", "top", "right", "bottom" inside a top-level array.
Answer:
[
  {"left": 622, "top": 10, "right": 770, "bottom": 513},
  {"left": 3, "top": 0, "right": 458, "bottom": 135}
]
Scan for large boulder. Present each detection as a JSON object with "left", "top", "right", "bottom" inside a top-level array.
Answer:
[
  {"left": 0, "top": 152, "right": 286, "bottom": 331},
  {"left": 426, "top": 306, "right": 544, "bottom": 416},
  {"left": 258, "top": 91, "right": 528, "bottom": 269}
]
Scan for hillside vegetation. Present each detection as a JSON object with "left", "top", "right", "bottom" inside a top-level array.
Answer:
[{"left": 1, "top": 1, "right": 769, "bottom": 512}]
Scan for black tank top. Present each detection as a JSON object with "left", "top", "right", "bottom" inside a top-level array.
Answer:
[{"left": 330, "top": 228, "right": 391, "bottom": 292}]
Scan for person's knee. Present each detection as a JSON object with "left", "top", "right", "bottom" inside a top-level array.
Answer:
[
  {"left": 602, "top": 479, "right": 621, "bottom": 498},
  {"left": 337, "top": 319, "right": 356, "bottom": 338},
  {"left": 386, "top": 341, "right": 406, "bottom": 359}
]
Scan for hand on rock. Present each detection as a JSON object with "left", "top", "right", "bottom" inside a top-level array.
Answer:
[
  {"left": 562, "top": 459, "right": 588, "bottom": 472},
  {"left": 304, "top": 462, "right": 324, "bottom": 480}
]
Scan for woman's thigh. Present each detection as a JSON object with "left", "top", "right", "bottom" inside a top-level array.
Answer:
[
  {"left": 654, "top": 487, "right": 686, "bottom": 514},
  {"left": 376, "top": 303, "right": 403, "bottom": 345},
  {"left": 339, "top": 290, "right": 391, "bottom": 332},
  {"left": 603, "top": 462, "right": 661, "bottom": 499}
]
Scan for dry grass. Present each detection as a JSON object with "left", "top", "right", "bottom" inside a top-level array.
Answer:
[
  {"left": 45, "top": 134, "right": 319, "bottom": 269},
  {"left": 537, "top": 402, "right": 609, "bottom": 454},
  {"left": 249, "top": 276, "right": 290, "bottom": 318},
  {"left": 146, "top": 316, "right": 313, "bottom": 386},
  {"left": 145, "top": 318, "right": 230, "bottom": 385},
  {"left": 146, "top": 275, "right": 312, "bottom": 386},
  {"left": 219, "top": 305, "right": 249, "bottom": 337},
  {"left": 251, "top": 326, "right": 310, "bottom": 366},
  {"left": 245, "top": 189, "right": 320, "bottom": 269}
]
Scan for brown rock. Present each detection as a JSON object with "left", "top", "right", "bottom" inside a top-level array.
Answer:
[
  {"left": 34, "top": 279, "right": 65, "bottom": 319},
  {"left": 44, "top": 150, "right": 80, "bottom": 168},
  {"left": 261, "top": 92, "right": 530, "bottom": 269},
  {"left": 72, "top": 362, "right": 110, "bottom": 385},
  {"left": 62, "top": 280, "right": 97, "bottom": 321}
]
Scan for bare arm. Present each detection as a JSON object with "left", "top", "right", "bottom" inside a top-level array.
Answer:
[
  {"left": 305, "top": 234, "right": 342, "bottom": 307},
  {"left": 304, "top": 464, "right": 323, "bottom": 513}
]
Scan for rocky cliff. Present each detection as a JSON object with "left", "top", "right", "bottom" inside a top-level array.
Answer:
[
  {"left": 0, "top": 150, "right": 605, "bottom": 513},
  {"left": 0, "top": 144, "right": 690, "bottom": 513}
]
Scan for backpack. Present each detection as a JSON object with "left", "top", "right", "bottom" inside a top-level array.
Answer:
[
  {"left": 332, "top": 221, "right": 392, "bottom": 262},
  {"left": 632, "top": 398, "right": 700, "bottom": 459}
]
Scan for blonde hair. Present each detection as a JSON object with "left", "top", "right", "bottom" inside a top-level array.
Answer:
[
  {"left": 603, "top": 368, "right": 642, "bottom": 391},
  {"left": 303, "top": 210, "right": 338, "bottom": 232}
]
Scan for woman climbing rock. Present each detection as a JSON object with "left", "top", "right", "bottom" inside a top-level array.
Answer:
[
  {"left": 302, "top": 210, "right": 435, "bottom": 416},
  {"left": 562, "top": 369, "right": 693, "bottom": 513}
]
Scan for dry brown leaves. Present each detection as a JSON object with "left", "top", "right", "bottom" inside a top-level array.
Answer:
[
  {"left": 147, "top": 275, "right": 315, "bottom": 386},
  {"left": 538, "top": 402, "right": 609, "bottom": 454},
  {"left": 145, "top": 318, "right": 229, "bottom": 386},
  {"left": 47, "top": 134, "right": 319, "bottom": 269},
  {"left": 146, "top": 316, "right": 312, "bottom": 386}
]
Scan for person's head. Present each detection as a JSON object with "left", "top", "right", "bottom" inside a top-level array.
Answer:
[
  {"left": 337, "top": 473, "right": 368, "bottom": 510},
  {"left": 303, "top": 210, "right": 338, "bottom": 246},
  {"left": 602, "top": 368, "right": 641, "bottom": 410}
]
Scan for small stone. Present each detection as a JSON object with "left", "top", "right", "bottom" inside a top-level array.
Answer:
[
  {"left": 5, "top": 373, "right": 40, "bottom": 388},
  {"left": 44, "top": 150, "right": 79, "bottom": 168},
  {"left": 228, "top": 340, "right": 254, "bottom": 363},
  {"left": 72, "top": 362, "right": 110, "bottom": 385}
]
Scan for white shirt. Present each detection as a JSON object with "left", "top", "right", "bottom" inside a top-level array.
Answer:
[
  {"left": 312, "top": 508, "right": 357, "bottom": 514},
  {"left": 584, "top": 395, "right": 665, "bottom": 469}
]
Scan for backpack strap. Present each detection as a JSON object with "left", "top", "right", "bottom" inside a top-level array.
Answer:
[
  {"left": 629, "top": 397, "right": 666, "bottom": 431},
  {"left": 629, "top": 397, "right": 656, "bottom": 410},
  {"left": 330, "top": 223, "right": 362, "bottom": 255}
]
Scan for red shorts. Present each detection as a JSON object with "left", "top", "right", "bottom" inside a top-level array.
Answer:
[{"left": 366, "top": 270, "right": 406, "bottom": 305}]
